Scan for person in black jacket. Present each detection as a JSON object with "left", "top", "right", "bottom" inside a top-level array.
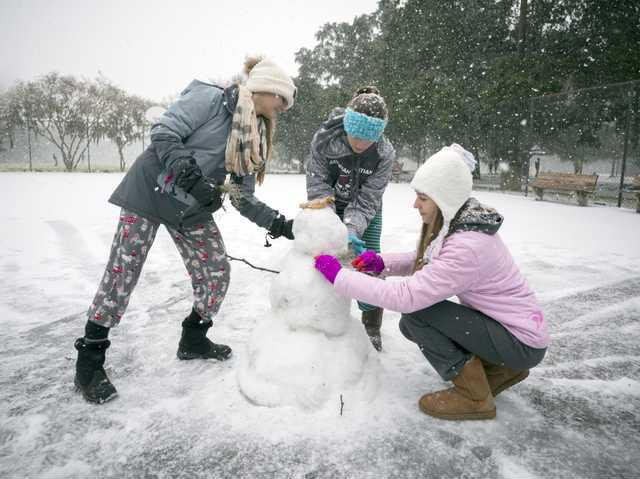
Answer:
[
  {"left": 306, "top": 86, "right": 395, "bottom": 351},
  {"left": 74, "top": 56, "right": 297, "bottom": 404}
]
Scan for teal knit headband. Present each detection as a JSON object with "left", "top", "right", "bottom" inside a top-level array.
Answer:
[{"left": 343, "top": 108, "right": 387, "bottom": 142}]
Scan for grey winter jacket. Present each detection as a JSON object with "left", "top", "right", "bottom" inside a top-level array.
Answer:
[
  {"left": 109, "top": 80, "right": 278, "bottom": 231},
  {"left": 306, "top": 107, "right": 395, "bottom": 237}
]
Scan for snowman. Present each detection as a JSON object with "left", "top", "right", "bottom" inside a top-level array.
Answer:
[{"left": 237, "top": 197, "right": 379, "bottom": 412}]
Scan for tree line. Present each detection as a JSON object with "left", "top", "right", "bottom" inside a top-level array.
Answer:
[
  {"left": 0, "top": 73, "right": 153, "bottom": 171},
  {"left": 1, "top": 0, "right": 638, "bottom": 186},
  {"left": 277, "top": 0, "right": 640, "bottom": 188}
]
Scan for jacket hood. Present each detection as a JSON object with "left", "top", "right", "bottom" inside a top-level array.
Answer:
[
  {"left": 223, "top": 84, "right": 239, "bottom": 114},
  {"left": 448, "top": 197, "right": 503, "bottom": 236}
]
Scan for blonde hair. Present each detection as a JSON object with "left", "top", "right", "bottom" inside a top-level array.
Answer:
[
  {"left": 413, "top": 209, "right": 444, "bottom": 272},
  {"left": 243, "top": 55, "right": 274, "bottom": 185},
  {"left": 257, "top": 116, "right": 274, "bottom": 185}
]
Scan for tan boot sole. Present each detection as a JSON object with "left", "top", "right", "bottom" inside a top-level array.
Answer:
[
  {"left": 419, "top": 400, "right": 496, "bottom": 420},
  {"left": 492, "top": 370, "right": 529, "bottom": 396}
]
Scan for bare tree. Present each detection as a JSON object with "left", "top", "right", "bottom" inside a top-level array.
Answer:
[
  {"left": 0, "top": 89, "right": 20, "bottom": 151},
  {"left": 0, "top": 93, "right": 7, "bottom": 153},
  {"left": 10, "top": 73, "right": 94, "bottom": 171},
  {"left": 95, "top": 79, "right": 152, "bottom": 171}
]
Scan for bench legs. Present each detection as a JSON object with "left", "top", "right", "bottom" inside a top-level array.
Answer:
[
  {"left": 534, "top": 187, "right": 544, "bottom": 201},
  {"left": 576, "top": 191, "right": 589, "bottom": 207},
  {"left": 533, "top": 188, "right": 592, "bottom": 206}
]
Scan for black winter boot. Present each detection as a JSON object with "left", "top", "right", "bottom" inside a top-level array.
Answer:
[
  {"left": 74, "top": 337, "right": 118, "bottom": 404},
  {"left": 362, "top": 308, "right": 383, "bottom": 352},
  {"left": 177, "top": 309, "right": 232, "bottom": 361}
]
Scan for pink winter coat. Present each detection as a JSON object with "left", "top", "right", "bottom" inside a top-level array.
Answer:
[{"left": 334, "top": 231, "right": 550, "bottom": 349}]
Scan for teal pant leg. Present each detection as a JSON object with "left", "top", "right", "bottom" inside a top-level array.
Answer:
[{"left": 358, "top": 210, "right": 383, "bottom": 313}]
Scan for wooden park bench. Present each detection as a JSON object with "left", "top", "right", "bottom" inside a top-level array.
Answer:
[{"left": 530, "top": 172, "right": 599, "bottom": 207}]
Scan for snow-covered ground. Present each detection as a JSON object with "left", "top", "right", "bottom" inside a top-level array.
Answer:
[{"left": 1, "top": 172, "right": 639, "bottom": 478}]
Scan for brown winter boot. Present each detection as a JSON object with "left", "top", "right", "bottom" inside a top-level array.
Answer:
[
  {"left": 361, "top": 308, "right": 383, "bottom": 351},
  {"left": 481, "top": 358, "right": 529, "bottom": 396},
  {"left": 419, "top": 356, "right": 496, "bottom": 420}
]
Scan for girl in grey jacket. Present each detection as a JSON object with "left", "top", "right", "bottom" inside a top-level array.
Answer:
[
  {"left": 73, "top": 57, "right": 297, "bottom": 404},
  {"left": 306, "top": 86, "right": 395, "bottom": 351}
]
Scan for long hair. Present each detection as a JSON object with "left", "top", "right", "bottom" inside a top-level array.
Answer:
[
  {"left": 413, "top": 209, "right": 444, "bottom": 273},
  {"left": 243, "top": 55, "right": 274, "bottom": 185},
  {"left": 256, "top": 115, "right": 274, "bottom": 185}
]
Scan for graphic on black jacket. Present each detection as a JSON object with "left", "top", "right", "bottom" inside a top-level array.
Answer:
[{"left": 335, "top": 173, "right": 353, "bottom": 200}]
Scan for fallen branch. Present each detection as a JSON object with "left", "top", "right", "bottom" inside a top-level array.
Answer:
[{"left": 226, "top": 254, "right": 280, "bottom": 274}]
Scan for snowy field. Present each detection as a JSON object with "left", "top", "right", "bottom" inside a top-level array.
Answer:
[{"left": 1, "top": 172, "right": 639, "bottom": 478}]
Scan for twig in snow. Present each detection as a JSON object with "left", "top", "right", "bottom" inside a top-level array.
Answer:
[{"left": 226, "top": 254, "right": 280, "bottom": 274}]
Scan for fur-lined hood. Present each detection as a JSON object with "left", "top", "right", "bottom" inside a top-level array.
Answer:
[{"left": 447, "top": 197, "right": 504, "bottom": 237}]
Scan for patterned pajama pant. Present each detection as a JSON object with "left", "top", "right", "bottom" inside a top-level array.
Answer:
[{"left": 87, "top": 209, "right": 230, "bottom": 328}]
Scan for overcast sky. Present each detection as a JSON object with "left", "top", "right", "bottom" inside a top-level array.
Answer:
[{"left": 0, "top": 0, "right": 379, "bottom": 102}]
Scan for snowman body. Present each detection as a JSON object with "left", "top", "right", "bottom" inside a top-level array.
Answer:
[{"left": 237, "top": 207, "right": 379, "bottom": 411}]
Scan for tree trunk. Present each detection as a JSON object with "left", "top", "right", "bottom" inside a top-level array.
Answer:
[
  {"left": 472, "top": 147, "right": 481, "bottom": 179},
  {"left": 500, "top": 158, "right": 522, "bottom": 191},
  {"left": 86, "top": 122, "right": 92, "bottom": 173},
  {"left": 413, "top": 144, "right": 423, "bottom": 166},
  {"left": 61, "top": 150, "right": 73, "bottom": 172},
  {"left": 502, "top": 124, "right": 524, "bottom": 191},
  {"left": 118, "top": 144, "right": 126, "bottom": 172},
  {"left": 500, "top": 0, "right": 528, "bottom": 193},
  {"left": 631, "top": 85, "right": 640, "bottom": 170},
  {"left": 26, "top": 121, "right": 33, "bottom": 172}
]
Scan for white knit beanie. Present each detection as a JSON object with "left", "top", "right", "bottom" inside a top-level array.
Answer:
[
  {"left": 245, "top": 59, "right": 296, "bottom": 110},
  {"left": 410, "top": 144, "right": 476, "bottom": 222}
]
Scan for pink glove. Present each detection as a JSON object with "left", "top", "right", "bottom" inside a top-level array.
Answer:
[
  {"left": 351, "top": 251, "right": 385, "bottom": 274},
  {"left": 314, "top": 255, "right": 342, "bottom": 284}
]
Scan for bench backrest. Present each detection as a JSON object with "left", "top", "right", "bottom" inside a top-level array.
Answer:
[
  {"left": 531, "top": 172, "right": 599, "bottom": 192},
  {"left": 633, "top": 176, "right": 640, "bottom": 188}
]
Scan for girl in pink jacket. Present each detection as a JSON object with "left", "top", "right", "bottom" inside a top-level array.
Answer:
[{"left": 314, "top": 144, "right": 549, "bottom": 421}]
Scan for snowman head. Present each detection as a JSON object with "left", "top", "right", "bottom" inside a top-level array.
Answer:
[{"left": 293, "top": 197, "right": 348, "bottom": 256}]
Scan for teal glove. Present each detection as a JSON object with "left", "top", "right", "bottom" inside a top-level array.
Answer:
[{"left": 348, "top": 233, "right": 366, "bottom": 255}]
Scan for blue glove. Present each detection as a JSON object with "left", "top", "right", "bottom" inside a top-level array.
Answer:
[{"left": 348, "top": 234, "right": 366, "bottom": 255}]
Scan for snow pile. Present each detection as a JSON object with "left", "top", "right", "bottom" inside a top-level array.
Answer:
[{"left": 237, "top": 206, "right": 379, "bottom": 411}]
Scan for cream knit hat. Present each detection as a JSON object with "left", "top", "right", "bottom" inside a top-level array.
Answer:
[
  {"left": 245, "top": 59, "right": 296, "bottom": 110},
  {"left": 410, "top": 144, "right": 476, "bottom": 222}
]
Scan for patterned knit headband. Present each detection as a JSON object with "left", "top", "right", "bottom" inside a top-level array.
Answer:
[{"left": 343, "top": 108, "right": 387, "bottom": 142}]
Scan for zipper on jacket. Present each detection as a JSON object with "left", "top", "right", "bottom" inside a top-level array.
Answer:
[{"left": 352, "top": 157, "right": 361, "bottom": 203}]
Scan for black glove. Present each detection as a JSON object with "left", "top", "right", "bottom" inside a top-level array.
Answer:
[
  {"left": 268, "top": 214, "right": 294, "bottom": 240},
  {"left": 189, "top": 178, "right": 222, "bottom": 212},
  {"left": 173, "top": 157, "right": 201, "bottom": 190},
  {"left": 173, "top": 158, "right": 221, "bottom": 212}
]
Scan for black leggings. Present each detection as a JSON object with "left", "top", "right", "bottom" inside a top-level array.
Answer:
[{"left": 399, "top": 300, "right": 546, "bottom": 381}]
